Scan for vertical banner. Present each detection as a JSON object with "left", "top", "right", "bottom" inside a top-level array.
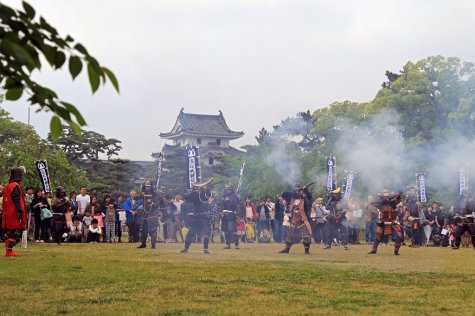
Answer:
[
  {"left": 35, "top": 160, "right": 52, "bottom": 193},
  {"left": 186, "top": 145, "right": 201, "bottom": 189},
  {"left": 326, "top": 156, "right": 336, "bottom": 191},
  {"left": 237, "top": 161, "right": 246, "bottom": 194},
  {"left": 459, "top": 166, "right": 469, "bottom": 195},
  {"left": 152, "top": 152, "right": 164, "bottom": 191},
  {"left": 416, "top": 173, "right": 427, "bottom": 203},
  {"left": 343, "top": 170, "right": 356, "bottom": 200},
  {"left": 195, "top": 150, "right": 202, "bottom": 184}
]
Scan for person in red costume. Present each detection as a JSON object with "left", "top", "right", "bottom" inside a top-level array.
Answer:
[{"left": 2, "top": 167, "right": 27, "bottom": 257}]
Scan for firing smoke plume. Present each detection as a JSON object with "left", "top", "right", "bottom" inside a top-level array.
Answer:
[
  {"left": 335, "top": 109, "right": 475, "bottom": 204},
  {"left": 263, "top": 116, "right": 307, "bottom": 187},
  {"left": 261, "top": 108, "right": 475, "bottom": 206},
  {"left": 335, "top": 110, "right": 410, "bottom": 194}
]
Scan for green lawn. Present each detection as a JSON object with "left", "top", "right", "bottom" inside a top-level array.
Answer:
[{"left": 0, "top": 241, "right": 474, "bottom": 315}]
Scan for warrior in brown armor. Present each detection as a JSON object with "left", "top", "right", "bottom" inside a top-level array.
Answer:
[
  {"left": 368, "top": 189, "right": 403, "bottom": 255},
  {"left": 278, "top": 185, "right": 313, "bottom": 254}
]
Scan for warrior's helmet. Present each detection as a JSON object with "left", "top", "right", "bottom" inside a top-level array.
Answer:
[
  {"left": 142, "top": 180, "right": 154, "bottom": 195},
  {"left": 328, "top": 187, "right": 342, "bottom": 202},
  {"left": 9, "top": 166, "right": 25, "bottom": 182},
  {"left": 56, "top": 186, "right": 66, "bottom": 198},
  {"left": 224, "top": 183, "right": 235, "bottom": 193},
  {"left": 192, "top": 178, "right": 213, "bottom": 199}
]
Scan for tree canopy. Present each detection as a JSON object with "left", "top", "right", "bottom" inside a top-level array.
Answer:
[
  {"left": 0, "top": 107, "right": 88, "bottom": 190},
  {"left": 48, "top": 125, "right": 123, "bottom": 163},
  {"left": 374, "top": 56, "right": 475, "bottom": 146}
]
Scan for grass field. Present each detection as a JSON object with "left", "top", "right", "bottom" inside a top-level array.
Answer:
[{"left": 0, "top": 241, "right": 474, "bottom": 316}]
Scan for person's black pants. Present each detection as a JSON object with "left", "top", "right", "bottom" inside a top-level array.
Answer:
[
  {"left": 41, "top": 219, "right": 51, "bottom": 241},
  {"left": 34, "top": 216, "right": 42, "bottom": 241},
  {"left": 116, "top": 221, "right": 122, "bottom": 238},
  {"left": 127, "top": 221, "right": 140, "bottom": 242}
]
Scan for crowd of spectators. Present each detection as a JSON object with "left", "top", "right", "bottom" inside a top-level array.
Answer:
[{"left": 0, "top": 184, "right": 472, "bottom": 248}]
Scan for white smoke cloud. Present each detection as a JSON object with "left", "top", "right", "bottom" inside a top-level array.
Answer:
[
  {"left": 261, "top": 108, "right": 475, "bottom": 206},
  {"left": 335, "top": 110, "right": 412, "bottom": 194},
  {"left": 424, "top": 133, "right": 475, "bottom": 195},
  {"left": 264, "top": 143, "right": 302, "bottom": 187},
  {"left": 263, "top": 116, "right": 307, "bottom": 187},
  {"left": 333, "top": 109, "right": 475, "bottom": 205}
]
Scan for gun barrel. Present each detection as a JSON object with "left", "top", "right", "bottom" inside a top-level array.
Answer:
[{"left": 304, "top": 181, "right": 316, "bottom": 188}]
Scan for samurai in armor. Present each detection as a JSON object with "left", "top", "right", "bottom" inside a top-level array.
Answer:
[
  {"left": 368, "top": 189, "right": 403, "bottom": 255},
  {"left": 278, "top": 185, "right": 313, "bottom": 254},
  {"left": 181, "top": 179, "right": 214, "bottom": 254},
  {"left": 323, "top": 187, "right": 349, "bottom": 250},
  {"left": 2, "top": 167, "right": 27, "bottom": 257},
  {"left": 137, "top": 181, "right": 159, "bottom": 249},
  {"left": 221, "top": 199, "right": 240, "bottom": 249},
  {"left": 452, "top": 192, "right": 475, "bottom": 249},
  {"left": 51, "top": 186, "right": 70, "bottom": 245},
  {"left": 221, "top": 184, "right": 240, "bottom": 249}
]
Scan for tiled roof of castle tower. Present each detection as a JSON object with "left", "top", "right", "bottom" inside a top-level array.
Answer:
[{"left": 160, "top": 108, "right": 244, "bottom": 140}]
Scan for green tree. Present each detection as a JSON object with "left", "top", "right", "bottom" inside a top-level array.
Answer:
[
  {"left": 83, "top": 158, "right": 143, "bottom": 197},
  {"left": 311, "top": 100, "right": 369, "bottom": 156},
  {"left": 48, "top": 126, "right": 122, "bottom": 162},
  {"left": 0, "top": 1, "right": 119, "bottom": 138},
  {"left": 374, "top": 56, "right": 475, "bottom": 145},
  {"left": 0, "top": 106, "right": 30, "bottom": 143},
  {"left": 0, "top": 107, "right": 88, "bottom": 190},
  {"left": 255, "top": 127, "right": 270, "bottom": 145},
  {"left": 158, "top": 147, "right": 189, "bottom": 196}
]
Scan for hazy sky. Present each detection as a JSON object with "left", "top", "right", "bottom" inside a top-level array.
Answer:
[{"left": 3, "top": 0, "right": 475, "bottom": 160}]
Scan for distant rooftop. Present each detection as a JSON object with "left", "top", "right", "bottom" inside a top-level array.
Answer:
[
  {"left": 199, "top": 144, "right": 245, "bottom": 155},
  {"left": 160, "top": 108, "right": 244, "bottom": 140}
]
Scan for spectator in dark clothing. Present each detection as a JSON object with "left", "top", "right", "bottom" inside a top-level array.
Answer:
[
  {"left": 39, "top": 192, "right": 52, "bottom": 242},
  {"left": 256, "top": 199, "right": 270, "bottom": 242},
  {"left": 274, "top": 196, "right": 285, "bottom": 243},
  {"left": 69, "top": 191, "right": 78, "bottom": 216},
  {"left": 31, "top": 190, "right": 49, "bottom": 242}
]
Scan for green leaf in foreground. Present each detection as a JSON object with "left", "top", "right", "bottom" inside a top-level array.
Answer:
[
  {"left": 61, "top": 102, "right": 86, "bottom": 126},
  {"left": 50, "top": 115, "right": 62, "bottom": 139},
  {"left": 22, "top": 1, "right": 35, "bottom": 19},
  {"left": 87, "top": 63, "right": 100, "bottom": 93},
  {"left": 69, "top": 55, "right": 82, "bottom": 80},
  {"left": 67, "top": 120, "right": 82, "bottom": 135},
  {"left": 5, "top": 87, "right": 23, "bottom": 101},
  {"left": 102, "top": 67, "right": 120, "bottom": 93}
]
